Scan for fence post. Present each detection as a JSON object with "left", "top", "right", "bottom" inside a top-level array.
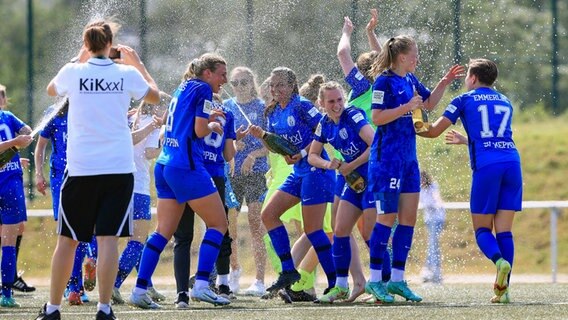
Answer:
[{"left": 551, "top": 207, "right": 559, "bottom": 283}]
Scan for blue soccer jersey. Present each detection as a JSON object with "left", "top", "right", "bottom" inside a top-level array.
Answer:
[
  {"left": 315, "top": 106, "right": 369, "bottom": 175},
  {"left": 267, "top": 94, "right": 327, "bottom": 176},
  {"left": 40, "top": 110, "right": 68, "bottom": 173},
  {"left": 370, "top": 70, "right": 431, "bottom": 162},
  {"left": 203, "top": 104, "right": 236, "bottom": 177},
  {"left": 443, "top": 87, "right": 520, "bottom": 170},
  {"left": 0, "top": 111, "right": 26, "bottom": 185},
  {"left": 224, "top": 97, "right": 268, "bottom": 174},
  {"left": 346, "top": 67, "right": 372, "bottom": 102},
  {"left": 158, "top": 79, "right": 212, "bottom": 170}
]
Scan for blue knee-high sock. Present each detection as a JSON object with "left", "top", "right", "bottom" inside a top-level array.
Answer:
[
  {"left": 496, "top": 231, "right": 514, "bottom": 282},
  {"left": 69, "top": 242, "right": 88, "bottom": 292},
  {"left": 267, "top": 225, "right": 295, "bottom": 272},
  {"left": 369, "top": 223, "right": 391, "bottom": 280},
  {"left": 307, "top": 230, "right": 336, "bottom": 288},
  {"left": 1, "top": 246, "right": 16, "bottom": 298},
  {"left": 115, "top": 240, "right": 144, "bottom": 289},
  {"left": 196, "top": 229, "right": 224, "bottom": 281},
  {"left": 332, "top": 236, "right": 350, "bottom": 279},
  {"left": 391, "top": 224, "right": 414, "bottom": 275},
  {"left": 135, "top": 232, "right": 168, "bottom": 290},
  {"left": 475, "top": 228, "right": 502, "bottom": 264},
  {"left": 382, "top": 249, "right": 392, "bottom": 282},
  {"left": 88, "top": 235, "right": 98, "bottom": 260}
]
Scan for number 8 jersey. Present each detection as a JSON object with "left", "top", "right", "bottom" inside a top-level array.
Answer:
[{"left": 443, "top": 87, "right": 520, "bottom": 171}]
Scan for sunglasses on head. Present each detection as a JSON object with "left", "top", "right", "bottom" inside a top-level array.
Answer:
[{"left": 230, "top": 79, "right": 250, "bottom": 87}]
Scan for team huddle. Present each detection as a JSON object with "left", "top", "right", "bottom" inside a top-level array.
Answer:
[{"left": 0, "top": 9, "right": 522, "bottom": 320}]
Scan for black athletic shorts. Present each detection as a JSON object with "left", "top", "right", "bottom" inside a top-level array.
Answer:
[
  {"left": 231, "top": 173, "right": 267, "bottom": 211},
  {"left": 58, "top": 172, "right": 134, "bottom": 242}
]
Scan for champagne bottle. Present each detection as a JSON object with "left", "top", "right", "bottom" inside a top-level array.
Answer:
[
  {"left": 0, "top": 146, "right": 18, "bottom": 169},
  {"left": 345, "top": 170, "right": 366, "bottom": 193},
  {"left": 411, "top": 108, "right": 429, "bottom": 133},
  {"left": 262, "top": 131, "right": 299, "bottom": 156},
  {"left": 411, "top": 86, "right": 429, "bottom": 134}
]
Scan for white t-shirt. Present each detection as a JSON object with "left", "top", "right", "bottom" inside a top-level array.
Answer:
[
  {"left": 52, "top": 58, "right": 150, "bottom": 176},
  {"left": 132, "top": 114, "right": 160, "bottom": 195},
  {"left": 419, "top": 182, "right": 446, "bottom": 222}
]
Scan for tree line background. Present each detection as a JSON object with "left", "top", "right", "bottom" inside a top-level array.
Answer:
[{"left": 0, "top": 0, "right": 566, "bottom": 126}]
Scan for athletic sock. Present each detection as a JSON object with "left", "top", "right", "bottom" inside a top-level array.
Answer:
[
  {"left": 1, "top": 246, "right": 16, "bottom": 297},
  {"left": 382, "top": 249, "right": 392, "bottom": 282},
  {"left": 391, "top": 224, "right": 414, "bottom": 282},
  {"left": 135, "top": 232, "right": 168, "bottom": 290},
  {"left": 496, "top": 231, "right": 514, "bottom": 282},
  {"left": 263, "top": 234, "right": 283, "bottom": 273},
  {"left": 196, "top": 229, "right": 224, "bottom": 282},
  {"left": 267, "top": 225, "right": 294, "bottom": 272},
  {"left": 475, "top": 228, "right": 502, "bottom": 264},
  {"left": 69, "top": 242, "right": 87, "bottom": 292},
  {"left": 13, "top": 235, "right": 22, "bottom": 279},
  {"left": 369, "top": 223, "right": 391, "bottom": 282},
  {"left": 307, "top": 230, "right": 336, "bottom": 288},
  {"left": 332, "top": 235, "right": 351, "bottom": 280},
  {"left": 115, "top": 240, "right": 144, "bottom": 289}
]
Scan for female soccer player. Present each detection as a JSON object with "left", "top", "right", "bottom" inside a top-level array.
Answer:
[
  {"left": 39, "top": 19, "right": 160, "bottom": 320},
  {"left": 223, "top": 67, "right": 268, "bottom": 296},
  {"left": 130, "top": 53, "right": 231, "bottom": 308},
  {"left": 419, "top": 58, "right": 520, "bottom": 303},
  {"left": 367, "top": 35, "right": 464, "bottom": 303},
  {"left": 307, "top": 81, "right": 375, "bottom": 303},
  {"left": 249, "top": 67, "right": 336, "bottom": 295},
  {"left": 0, "top": 87, "right": 33, "bottom": 308}
]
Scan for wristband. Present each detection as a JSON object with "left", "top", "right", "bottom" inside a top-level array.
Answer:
[{"left": 300, "top": 149, "right": 307, "bottom": 158}]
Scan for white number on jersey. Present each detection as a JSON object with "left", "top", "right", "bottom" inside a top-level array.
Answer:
[
  {"left": 478, "top": 104, "right": 510, "bottom": 138},
  {"left": 165, "top": 97, "right": 178, "bottom": 132},
  {"left": 0, "top": 124, "right": 14, "bottom": 140},
  {"left": 204, "top": 116, "right": 226, "bottom": 148},
  {"left": 389, "top": 178, "right": 400, "bottom": 190}
]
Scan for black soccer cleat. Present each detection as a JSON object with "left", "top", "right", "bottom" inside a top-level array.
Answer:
[
  {"left": 35, "top": 304, "right": 61, "bottom": 320},
  {"left": 266, "top": 270, "right": 301, "bottom": 293},
  {"left": 13, "top": 275, "right": 36, "bottom": 292}
]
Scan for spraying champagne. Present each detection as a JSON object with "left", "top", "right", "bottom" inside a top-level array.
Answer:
[
  {"left": 411, "top": 86, "right": 429, "bottom": 133},
  {"left": 0, "top": 146, "right": 18, "bottom": 169}
]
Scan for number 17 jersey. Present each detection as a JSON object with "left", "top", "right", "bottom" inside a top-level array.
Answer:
[{"left": 443, "top": 87, "right": 520, "bottom": 171}]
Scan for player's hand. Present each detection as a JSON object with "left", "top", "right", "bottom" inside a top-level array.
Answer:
[
  {"left": 114, "top": 45, "right": 142, "bottom": 66},
  {"left": 285, "top": 153, "right": 301, "bottom": 165},
  {"left": 208, "top": 122, "right": 224, "bottom": 135},
  {"left": 13, "top": 135, "right": 33, "bottom": 148},
  {"left": 366, "top": 9, "right": 379, "bottom": 32},
  {"left": 151, "top": 115, "right": 164, "bottom": 129},
  {"left": 249, "top": 125, "right": 264, "bottom": 138},
  {"left": 326, "top": 158, "right": 341, "bottom": 170},
  {"left": 442, "top": 64, "right": 466, "bottom": 85},
  {"left": 337, "top": 161, "right": 353, "bottom": 176},
  {"left": 342, "top": 16, "right": 354, "bottom": 35},
  {"left": 35, "top": 174, "right": 47, "bottom": 195},
  {"left": 241, "top": 155, "right": 255, "bottom": 174},
  {"left": 444, "top": 129, "right": 467, "bottom": 145},
  {"left": 405, "top": 95, "right": 424, "bottom": 112},
  {"left": 19, "top": 158, "right": 30, "bottom": 168},
  {"left": 236, "top": 125, "right": 249, "bottom": 141},
  {"left": 208, "top": 109, "right": 226, "bottom": 123}
]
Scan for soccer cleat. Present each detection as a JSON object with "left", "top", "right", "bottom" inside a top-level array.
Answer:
[
  {"left": 387, "top": 281, "right": 422, "bottom": 302},
  {"left": 175, "top": 292, "right": 190, "bottom": 309},
  {"left": 0, "top": 296, "right": 21, "bottom": 308},
  {"left": 365, "top": 281, "right": 395, "bottom": 304},
  {"left": 81, "top": 290, "right": 90, "bottom": 303},
  {"left": 191, "top": 286, "right": 230, "bottom": 306},
  {"left": 242, "top": 281, "right": 266, "bottom": 297},
  {"left": 490, "top": 288, "right": 511, "bottom": 304},
  {"left": 260, "top": 290, "right": 277, "bottom": 300},
  {"left": 111, "top": 288, "right": 125, "bottom": 305},
  {"left": 67, "top": 291, "right": 83, "bottom": 306},
  {"left": 315, "top": 286, "right": 349, "bottom": 304},
  {"left": 216, "top": 284, "right": 236, "bottom": 300},
  {"left": 36, "top": 304, "right": 61, "bottom": 320},
  {"left": 83, "top": 258, "right": 97, "bottom": 292},
  {"left": 147, "top": 286, "right": 166, "bottom": 302},
  {"left": 266, "top": 270, "right": 301, "bottom": 293},
  {"left": 13, "top": 274, "right": 36, "bottom": 292},
  {"left": 129, "top": 291, "right": 161, "bottom": 309},
  {"left": 279, "top": 287, "right": 316, "bottom": 302},
  {"left": 229, "top": 268, "right": 241, "bottom": 294},
  {"left": 494, "top": 258, "right": 511, "bottom": 296},
  {"left": 95, "top": 308, "right": 117, "bottom": 320}
]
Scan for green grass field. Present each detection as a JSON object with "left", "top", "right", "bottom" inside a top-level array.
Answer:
[{"left": 4, "top": 283, "right": 568, "bottom": 320}]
